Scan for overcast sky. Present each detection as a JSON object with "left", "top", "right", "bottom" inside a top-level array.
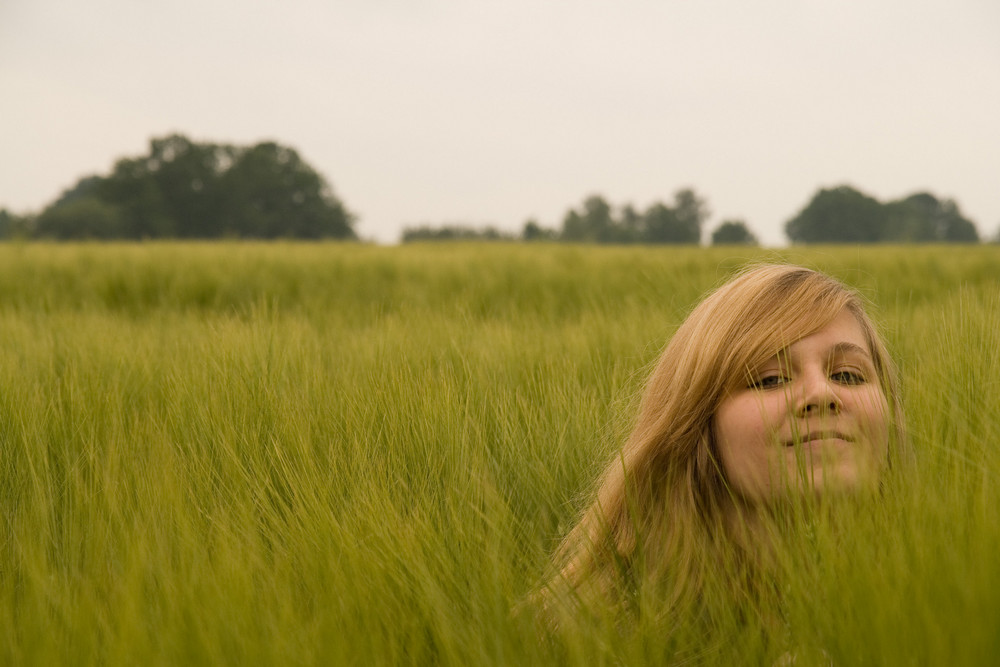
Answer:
[{"left": 2, "top": 0, "right": 998, "bottom": 244}]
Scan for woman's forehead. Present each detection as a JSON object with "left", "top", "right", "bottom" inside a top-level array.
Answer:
[{"left": 758, "top": 309, "right": 871, "bottom": 363}]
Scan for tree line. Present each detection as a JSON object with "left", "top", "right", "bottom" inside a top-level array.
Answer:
[
  {"left": 0, "top": 134, "right": 355, "bottom": 240},
  {"left": 404, "top": 185, "right": 985, "bottom": 245},
  {"left": 0, "top": 133, "right": 989, "bottom": 244},
  {"left": 786, "top": 186, "right": 979, "bottom": 243},
  {"left": 404, "top": 189, "right": 759, "bottom": 245}
]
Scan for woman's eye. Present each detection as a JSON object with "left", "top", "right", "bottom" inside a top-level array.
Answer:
[
  {"left": 831, "top": 370, "right": 866, "bottom": 385},
  {"left": 750, "top": 374, "right": 788, "bottom": 390}
]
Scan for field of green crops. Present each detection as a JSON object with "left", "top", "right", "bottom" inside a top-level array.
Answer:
[{"left": 1, "top": 242, "right": 998, "bottom": 665}]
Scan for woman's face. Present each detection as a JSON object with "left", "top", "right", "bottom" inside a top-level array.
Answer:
[{"left": 713, "top": 308, "right": 890, "bottom": 502}]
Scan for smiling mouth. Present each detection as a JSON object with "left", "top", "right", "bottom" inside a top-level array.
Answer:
[{"left": 784, "top": 431, "right": 852, "bottom": 447}]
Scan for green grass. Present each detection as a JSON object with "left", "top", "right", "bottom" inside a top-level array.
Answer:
[{"left": 0, "top": 242, "right": 998, "bottom": 665}]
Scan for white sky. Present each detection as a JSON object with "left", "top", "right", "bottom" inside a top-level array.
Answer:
[{"left": 2, "top": 0, "right": 998, "bottom": 244}]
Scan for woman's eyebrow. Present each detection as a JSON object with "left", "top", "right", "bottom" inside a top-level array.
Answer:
[{"left": 829, "top": 341, "right": 873, "bottom": 360}]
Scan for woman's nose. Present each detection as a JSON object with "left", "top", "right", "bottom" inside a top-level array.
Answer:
[{"left": 794, "top": 370, "right": 843, "bottom": 417}]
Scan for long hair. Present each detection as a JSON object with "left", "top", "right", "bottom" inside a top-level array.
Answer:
[{"left": 542, "top": 264, "right": 906, "bottom": 620}]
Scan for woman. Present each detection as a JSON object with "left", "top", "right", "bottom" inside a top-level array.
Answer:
[{"left": 541, "top": 263, "right": 906, "bottom": 627}]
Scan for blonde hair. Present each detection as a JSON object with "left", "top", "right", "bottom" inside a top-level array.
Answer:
[{"left": 543, "top": 263, "right": 905, "bottom": 620}]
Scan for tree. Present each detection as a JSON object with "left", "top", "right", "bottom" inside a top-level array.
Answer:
[
  {"left": 219, "top": 142, "right": 354, "bottom": 239},
  {"left": 671, "top": 188, "right": 709, "bottom": 243},
  {"left": 521, "top": 218, "right": 555, "bottom": 241},
  {"left": 620, "top": 204, "right": 643, "bottom": 241},
  {"left": 100, "top": 152, "right": 174, "bottom": 238},
  {"left": 96, "top": 135, "right": 229, "bottom": 238},
  {"left": 0, "top": 208, "right": 32, "bottom": 239},
  {"left": 557, "top": 189, "right": 710, "bottom": 244},
  {"left": 883, "top": 192, "right": 978, "bottom": 243},
  {"left": 34, "top": 197, "right": 124, "bottom": 239},
  {"left": 785, "top": 185, "right": 886, "bottom": 243},
  {"left": 883, "top": 199, "right": 934, "bottom": 242},
  {"left": 711, "top": 219, "right": 758, "bottom": 245},
  {"left": 937, "top": 200, "right": 979, "bottom": 242},
  {"left": 34, "top": 134, "right": 355, "bottom": 240},
  {"left": 638, "top": 189, "right": 707, "bottom": 244},
  {"left": 641, "top": 203, "right": 683, "bottom": 243},
  {"left": 49, "top": 175, "right": 104, "bottom": 209},
  {"left": 560, "top": 195, "right": 621, "bottom": 243},
  {"left": 401, "top": 224, "right": 514, "bottom": 242}
]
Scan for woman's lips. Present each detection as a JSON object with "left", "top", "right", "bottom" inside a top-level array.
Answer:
[{"left": 784, "top": 431, "right": 852, "bottom": 447}]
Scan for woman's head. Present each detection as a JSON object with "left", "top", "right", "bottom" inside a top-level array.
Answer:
[
  {"left": 550, "top": 264, "right": 904, "bottom": 610},
  {"left": 631, "top": 263, "right": 904, "bottom": 508},
  {"left": 713, "top": 306, "right": 891, "bottom": 501}
]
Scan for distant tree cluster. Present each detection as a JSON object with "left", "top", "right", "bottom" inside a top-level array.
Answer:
[
  {"left": 0, "top": 208, "right": 32, "bottom": 239},
  {"left": 404, "top": 183, "right": 984, "bottom": 246},
  {"left": 711, "top": 219, "right": 758, "bottom": 246},
  {"left": 786, "top": 185, "right": 979, "bottom": 243},
  {"left": 558, "top": 189, "right": 708, "bottom": 244},
  {"left": 401, "top": 225, "right": 516, "bottom": 242},
  {"left": 10, "top": 134, "right": 355, "bottom": 240},
  {"left": 401, "top": 188, "right": 754, "bottom": 246}
]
